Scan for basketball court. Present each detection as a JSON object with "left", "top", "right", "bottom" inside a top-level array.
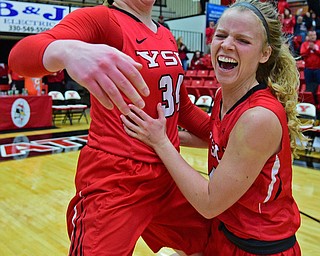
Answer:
[{"left": 0, "top": 114, "right": 319, "bottom": 255}]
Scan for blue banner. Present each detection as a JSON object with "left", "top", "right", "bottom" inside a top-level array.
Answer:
[{"left": 206, "top": 3, "right": 228, "bottom": 26}]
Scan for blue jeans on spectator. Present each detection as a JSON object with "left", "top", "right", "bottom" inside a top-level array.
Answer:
[{"left": 181, "top": 59, "right": 189, "bottom": 71}]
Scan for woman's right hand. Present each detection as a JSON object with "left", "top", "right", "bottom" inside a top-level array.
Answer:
[{"left": 43, "top": 40, "right": 150, "bottom": 115}]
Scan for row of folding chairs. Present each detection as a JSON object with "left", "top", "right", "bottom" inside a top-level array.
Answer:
[
  {"left": 296, "top": 102, "right": 320, "bottom": 159},
  {"left": 184, "top": 79, "right": 221, "bottom": 99},
  {"left": 48, "top": 90, "right": 88, "bottom": 125},
  {"left": 185, "top": 69, "right": 216, "bottom": 82}
]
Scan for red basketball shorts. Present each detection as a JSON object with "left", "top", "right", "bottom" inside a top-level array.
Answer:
[{"left": 67, "top": 145, "right": 211, "bottom": 256}]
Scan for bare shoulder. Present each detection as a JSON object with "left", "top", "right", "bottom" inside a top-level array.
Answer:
[
  {"left": 231, "top": 107, "right": 282, "bottom": 154},
  {"left": 239, "top": 107, "right": 280, "bottom": 129}
]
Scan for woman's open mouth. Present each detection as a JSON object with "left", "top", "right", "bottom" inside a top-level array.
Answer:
[{"left": 217, "top": 56, "right": 238, "bottom": 70}]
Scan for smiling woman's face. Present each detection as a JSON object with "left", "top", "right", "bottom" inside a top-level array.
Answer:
[{"left": 211, "top": 8, "right": 269, "bottom": 87}]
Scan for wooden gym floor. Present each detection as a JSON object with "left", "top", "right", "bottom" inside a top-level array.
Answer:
[{"left": 0, "top": 111, "right": 319, "bottom": 255}]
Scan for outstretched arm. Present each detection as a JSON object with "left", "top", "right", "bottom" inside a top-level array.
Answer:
[{"left": 43, "top": 40, "right": 149, "bottom": 114}]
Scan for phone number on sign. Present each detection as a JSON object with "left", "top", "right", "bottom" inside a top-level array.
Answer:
[{"left": 8, "top": 25, "right": 50, "bottom": 33}]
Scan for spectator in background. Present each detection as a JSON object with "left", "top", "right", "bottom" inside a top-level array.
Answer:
[
  {"left": 177, "top": 36, "right": 190, "bottom": 71},
  {"left": 280, "top": 7, "right": 296, "bottom": 52},
  {"left": 311, "top": 12, "right": 320, "bottom": 39},
  {"left": 294, "top": 14, "right": 307, "bottom": 42},
  {"left": 300, "top": 30, "right": 320, "bottom": 103},
  {"left": 293, "top": 9, "right": 307, "bottom": 57},
  {"left": 304, "top": 10, "right": 313, "bottom": 31},
  {"left": 0, "top": 63, "right": 8, "bottom": 85},
  {"left": 205, "top": 21, "right": 215, "bottom": 54},
  {"left": 201, "top": 53, "right": 213, "bottom": 70},
  {"left": 157, "top": 15, "right": 170, "bottom": 30},
  {"left": 277, "top": 0, "right": 290, "bottom": 15},
  {"left": 189, "top": 50, "right": 205, "bottom": 70},
  {"left": 43, "top": 69, "right": 65, "bottom": 93},
  {"left": 8, "top": 67, "right": 24, "bottom": 94}
]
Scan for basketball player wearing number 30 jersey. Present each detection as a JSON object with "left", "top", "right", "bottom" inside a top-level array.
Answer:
[{"left": 9, "top": 4, "right": 211, "bottom": 256}]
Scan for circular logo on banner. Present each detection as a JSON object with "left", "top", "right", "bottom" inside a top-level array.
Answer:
[{"left": 11, "top": 98, "right": 31, "bottom": 128}]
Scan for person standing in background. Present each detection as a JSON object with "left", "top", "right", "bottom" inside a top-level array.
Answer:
[
  {"left": 177, "top": 36, "right": 190, "bottom": 71},
  {"left": 300, "top": 30, "right": 320, "bottom": 103},
  {"left": 8, "top": 67, "right": 24, "bottom": 94},
  {"left": 205, "top": 21, "right": 215, "bottom": 54},
  {"left": 280, "top": 7, "right": 296, "bottom": 52},
  {"left": 158, "top": 15, "right": 170, "bottom": 30},
  {"left": 294, "top": 14, "right": 307, "bottom": 42}
]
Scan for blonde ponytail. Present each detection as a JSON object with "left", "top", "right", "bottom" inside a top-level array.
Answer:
[{"left": 267, "top": 44, "right": 306, "bottom": 157}]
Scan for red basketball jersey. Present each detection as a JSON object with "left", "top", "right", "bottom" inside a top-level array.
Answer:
[
  {"left": 208, "top": 84, "right": 300, "bottom": 241},
  {"left": 88, "top": 6, "right": 187, "bottom": 162}
]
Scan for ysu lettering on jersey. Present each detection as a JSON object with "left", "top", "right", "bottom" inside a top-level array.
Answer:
[{"left": 136, "top": 50, "right": 181, "bottom": 68}]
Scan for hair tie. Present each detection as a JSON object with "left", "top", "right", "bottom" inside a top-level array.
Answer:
[{"left": 232, "top": 2, "right": 270, "bottom": 43}]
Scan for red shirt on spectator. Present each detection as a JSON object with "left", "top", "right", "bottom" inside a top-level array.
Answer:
[
  {"left": 0, "top": 63, "right": 8, "bottom": 78},
  {"left": 8, "top": 68, "right": 24, "bottom": 81},
  {"left": 277, "top": 0, "right": 290, "bottom": 15},
  {"left": 280, "top": 11, "right": 296, "bottom": 35},
  {"left": 300, "top": 35, "right": 320, "bottom": 69},
  {"left": 205, "top": 22, "right": 215, "bottom": 45}
]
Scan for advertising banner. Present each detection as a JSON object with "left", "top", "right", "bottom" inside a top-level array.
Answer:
[
  {"left": 0, "top": 0, "right": 71, "bottom": 34},
  {"left": 206, "top": 3, "right": 228, "bottom": 26}
]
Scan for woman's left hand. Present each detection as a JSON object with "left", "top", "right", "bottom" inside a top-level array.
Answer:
[{"left": 120, "top": 103, "right": 169, "bottom": 149}]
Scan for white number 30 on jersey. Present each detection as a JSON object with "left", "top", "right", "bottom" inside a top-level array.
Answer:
[{"left": 159, "top": 74, "right": 184, "bottom": 118}]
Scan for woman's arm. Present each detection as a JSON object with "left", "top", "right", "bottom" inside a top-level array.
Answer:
[
  {"left": 42, "top": 40, "right": 148, "bottom": 113},
  {"left": 121, "top": 104, "right": 282, "bottom": 218}
]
